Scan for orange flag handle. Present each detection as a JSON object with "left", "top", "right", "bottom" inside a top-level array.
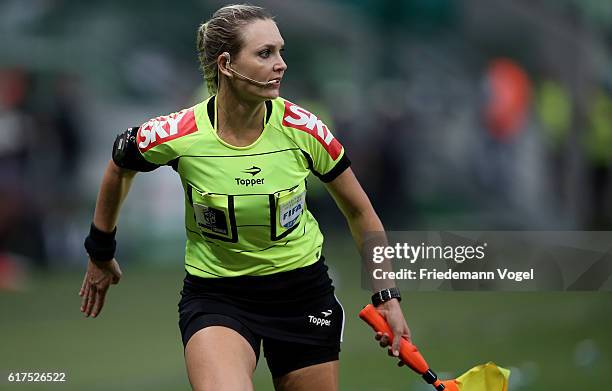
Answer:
[{"left": 359, "top": 304, "right": 446, "bottom": 391}]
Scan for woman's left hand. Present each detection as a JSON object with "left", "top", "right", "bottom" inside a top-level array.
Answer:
[{"left": 374, "top": 298, "right": 411, "bottom": 359}]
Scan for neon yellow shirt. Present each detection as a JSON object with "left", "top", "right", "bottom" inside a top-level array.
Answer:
[{"left": 137, "top": 96, "right": 350, "bottom": 277}]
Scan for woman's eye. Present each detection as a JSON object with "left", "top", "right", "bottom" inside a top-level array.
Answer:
[{"left": 259, "top": 49, "right": 271, "bottom": 58}]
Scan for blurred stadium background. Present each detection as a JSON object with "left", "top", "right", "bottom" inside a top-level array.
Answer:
[{"left": 1, "top": 0, "right": 612, "bottom": 389}]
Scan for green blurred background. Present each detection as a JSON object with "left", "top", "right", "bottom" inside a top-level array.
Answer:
[{"left": 2, "top": 0, "right": 612, "bottom": 389}]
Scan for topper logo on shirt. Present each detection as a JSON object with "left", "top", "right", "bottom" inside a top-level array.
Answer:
[
  {"left": 282, "top": 101, "right": 342, "bottom": 160},
  {"left": 235, "top": 166, "right": 265, "bottom": 186},
  {"left": 138, "top": 108, "right": 197, "bottom": 152}
]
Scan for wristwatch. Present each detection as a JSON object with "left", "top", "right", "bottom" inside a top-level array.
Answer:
[{"left": 371, "top": 287, "right": 402, "bottom": 307}]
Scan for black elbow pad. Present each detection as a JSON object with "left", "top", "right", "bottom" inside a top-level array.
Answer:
[{"left": 112, "top": 127, "right": 161, "bottom": 172}]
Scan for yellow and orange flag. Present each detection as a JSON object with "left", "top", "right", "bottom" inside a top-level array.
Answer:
[{"left": 442, "top": 362, "right": 510, "bottom": 391}]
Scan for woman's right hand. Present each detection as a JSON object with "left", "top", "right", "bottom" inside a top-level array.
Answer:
[{"left": 79, "top": 258, "right": 122, "bottom": 318}]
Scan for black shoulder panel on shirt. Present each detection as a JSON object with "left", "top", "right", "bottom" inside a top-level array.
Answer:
[{"left": 112, "top": 127, "right": 161, "bottom": 172}]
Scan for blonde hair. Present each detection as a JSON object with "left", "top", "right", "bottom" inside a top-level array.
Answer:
[{"left": 196, "top": 4, "right": 273, "bottom": 94}]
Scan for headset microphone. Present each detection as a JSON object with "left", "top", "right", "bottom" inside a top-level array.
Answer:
[{"left": 223, "top": 53, "right": 277, "bottom": 87}]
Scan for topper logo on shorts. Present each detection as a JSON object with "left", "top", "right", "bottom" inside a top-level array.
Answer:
[
  {"left": 308, "top": 312, "right": 332, "bottom": 327},
  {"left": 138, "top": 108, "right": 197, "bottom": 152},
  {"left": 282, "top": 101, "right": 342, "bottom": 160}
]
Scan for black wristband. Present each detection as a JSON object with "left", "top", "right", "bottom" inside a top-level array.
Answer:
[
  {"left": 371, "top": 287, "right": 402, "bottom": 307},
  {"left": 84, "top": 223, "right": 117, "bottom": 262}
]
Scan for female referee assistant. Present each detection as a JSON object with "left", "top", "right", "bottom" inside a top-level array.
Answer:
[{"left": 78, "top": 4, "right": 410, "bottom": 390}]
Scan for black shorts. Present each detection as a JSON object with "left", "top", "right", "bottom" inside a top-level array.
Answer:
[{"left": 178, "top": 257, "right": 344, "bottom": 378}]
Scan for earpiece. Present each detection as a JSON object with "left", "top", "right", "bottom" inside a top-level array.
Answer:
[{"left": 219, "top": 51, "right": 273, "bottom": 87}]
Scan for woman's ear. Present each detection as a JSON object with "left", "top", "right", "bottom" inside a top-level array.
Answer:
[{"left": 218, "top": 52, "right": 233, "bottom": 78}]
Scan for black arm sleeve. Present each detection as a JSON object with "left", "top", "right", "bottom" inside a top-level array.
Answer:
[{"left": 112, "top": 127, "right": 161, "bottom": 172}]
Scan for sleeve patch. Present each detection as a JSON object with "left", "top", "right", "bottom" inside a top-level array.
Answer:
[
  {"left": 138, "top": 107, "right": 197, "bottom": 152},
  {"left": 281, "top": 101, "right": 342, "bottom": 160}
]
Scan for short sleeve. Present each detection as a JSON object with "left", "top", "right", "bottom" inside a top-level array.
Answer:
[
  {"left": 137, "top": 107, "right": 198, "bottom": 165},
  {"left": 303, "top": 132, "right": 351, "bottom": 182},
  {"left": 280, "top": 100, "right": 351, "bottom": 182}
]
